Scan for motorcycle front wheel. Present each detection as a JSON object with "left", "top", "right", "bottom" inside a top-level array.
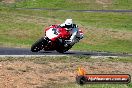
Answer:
[{"left": 31, "top": 37, "right": 45, "bottom": 52}]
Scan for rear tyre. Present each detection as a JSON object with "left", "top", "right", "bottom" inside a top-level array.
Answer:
[
  {"left": 56, "top": 48, "right": 67, "bottom": 53},
  {"left": 55, "top": 40, "right": 67, "bottom": 53},
  {"left": 31, "top": 37, "right": 45, "bottom": 52},
  {"left": 56, "top": 44, "right": 72, "bottom": 53}
]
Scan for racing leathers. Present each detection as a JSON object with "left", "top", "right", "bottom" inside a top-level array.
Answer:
[{"left": 60, "top": 23, "right": 84, "bottom": 45}]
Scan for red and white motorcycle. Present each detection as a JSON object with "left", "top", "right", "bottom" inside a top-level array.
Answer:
[{"left": 31, "top": 25, "right": 83, "bottom": 53}]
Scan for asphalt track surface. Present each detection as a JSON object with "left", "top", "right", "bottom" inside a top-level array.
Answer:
[
  {"left": 16, "top": 8, "right": 132, "bottom": 13},
  {"left": 0, "top": 47, "right": 132, "bottom": 57}
]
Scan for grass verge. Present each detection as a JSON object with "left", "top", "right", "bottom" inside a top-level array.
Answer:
[{"left": 14, "top": 0, "right": 132, "bottom": 10}]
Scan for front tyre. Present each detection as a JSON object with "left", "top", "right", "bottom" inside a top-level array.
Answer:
[{"left": 31, "top": 37, "right": 45, "bottom": 52}]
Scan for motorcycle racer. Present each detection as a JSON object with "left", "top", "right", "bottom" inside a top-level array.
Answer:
[
  {"left": 45, "top": 19, "right": 83, "bottom": 46},
  {"left": 31, "top": 19, "right": 84, "bottom": 53},
  {"left": 59, "top": 19, "right": 84, "bottom": 45}
]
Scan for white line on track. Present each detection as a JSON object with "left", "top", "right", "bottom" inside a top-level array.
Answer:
[
  {"left": 90, "top": 56, "right": 119, "bottom": 58},
  {"left": 0, "top": 55, "right": 67, "bottom": 57},
  {"left": 0, "top": 55, "right": 125, "bottom": 58}
]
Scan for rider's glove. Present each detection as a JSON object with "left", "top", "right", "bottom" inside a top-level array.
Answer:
[
  {"left": 65, "top": 40, "right": 72, "bottom": 44},
  {"left": 65, "top": 38, "right": 79, "bottom": 45}
]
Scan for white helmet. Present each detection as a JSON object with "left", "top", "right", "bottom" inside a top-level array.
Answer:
[
  {"left": 64, "top": 19, "right": 73, "bottom": 25},
  {"left": 60, "top": 19, "right": 73, "bottom": 30}
]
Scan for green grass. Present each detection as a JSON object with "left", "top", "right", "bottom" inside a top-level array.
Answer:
[
  {"left": 112, "top": 0, "right": 132, "bottom": 10},
  {"left": 1, "top": 8, "right": 131, "bottom": 31},
  {"left": 0, "top": 56, "right": 132, "bottom": 63},
  {"left": 6, "top": 9, "right": 132, "bottom": 31},
  {"left": 14, "top": 0, "right": 132, "bottom": 10},
  {"left": 73, "top": 39, "right": 132, "bottom": 53},
  {"left": 107, "top": 57, "right": 132, "bottom": 63}
]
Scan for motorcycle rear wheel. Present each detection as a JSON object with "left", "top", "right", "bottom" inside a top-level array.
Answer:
[
  {"left": 56, "top": 44, "right": 73, "bottom": 53},
  {"left": 56, "top": 48, "right": 67, "bottom": 53}
]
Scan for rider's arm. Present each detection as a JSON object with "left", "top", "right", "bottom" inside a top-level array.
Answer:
[
  {"left": 70, "top": 28, "right": 78, "bottom": 41},
  {"left": 68, "top": 25, "right": 84, "bottom": 44}
]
